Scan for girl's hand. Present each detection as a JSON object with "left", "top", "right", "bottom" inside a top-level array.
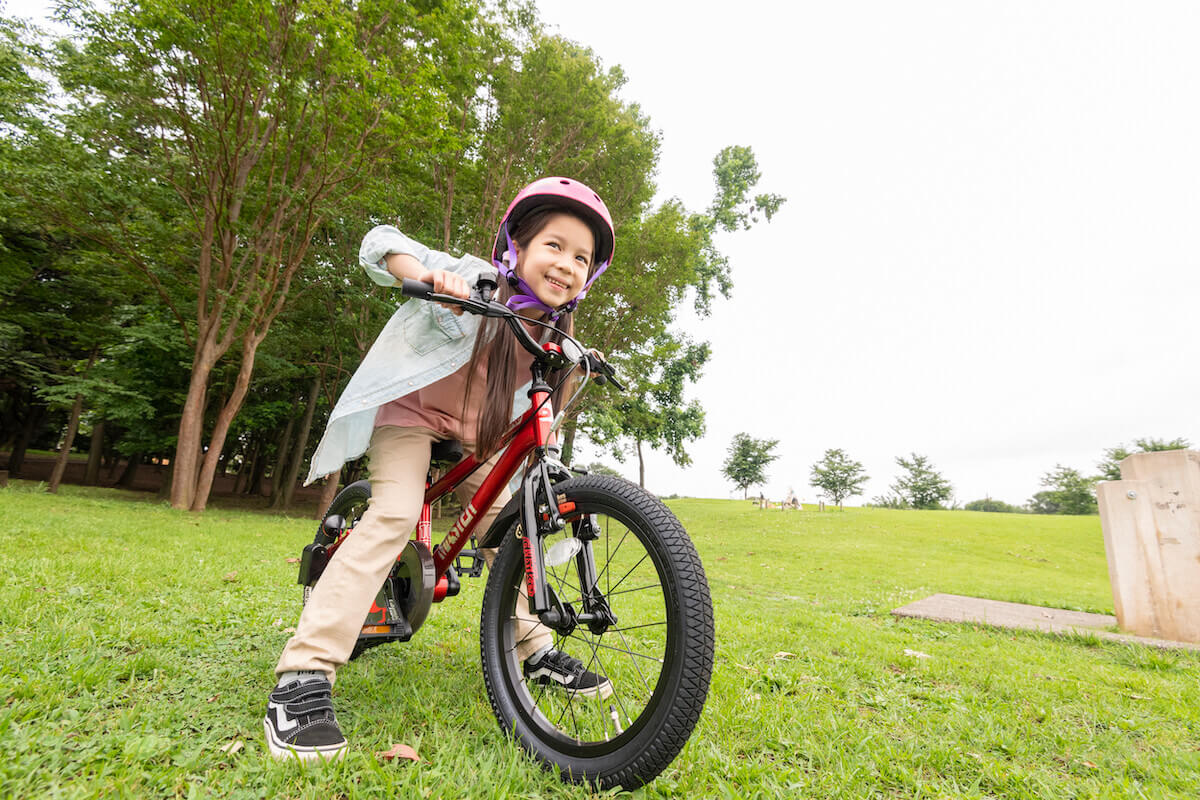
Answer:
[{"left": 419, "top": 269, "right": 470, "bottom": 315}]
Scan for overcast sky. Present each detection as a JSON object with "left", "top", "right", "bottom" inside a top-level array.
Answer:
[
  {"left": 535, "top": 0, "right": 1200, "bottom": 505},
  {"left": 11, "top": 1, "right": 1198, "bottom": 505}
]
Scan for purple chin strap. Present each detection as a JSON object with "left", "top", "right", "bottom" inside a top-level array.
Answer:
[{"left": 492, "top": 227, "right": 609, "bottom": 322}]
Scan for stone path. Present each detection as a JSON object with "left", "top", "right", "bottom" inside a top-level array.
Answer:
[{"left": 892, "top": 593, "right": 1200, "bottom": 652}]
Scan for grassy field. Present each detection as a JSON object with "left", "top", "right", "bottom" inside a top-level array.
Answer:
[{"left": 1, "top": 481, "right": 1197, "bottom": 799}]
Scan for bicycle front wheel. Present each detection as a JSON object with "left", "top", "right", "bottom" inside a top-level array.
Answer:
[{"left": 479, "top": 475, "right": 714, "bottom": 790}]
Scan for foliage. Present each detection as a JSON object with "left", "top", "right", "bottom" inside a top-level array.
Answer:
[
  {"left": 808, "top": 448, "right": 868, "bottom": 509},
  {"left": 0, "top": 1, "right": 780, "bottom": 508},
  {"left": 580, "top": 461, "right": 621, "bottom": 478},
  {"left": 964, "top": 497, "right": 1025, "bottom": 513},
  {"left": 889, "top": 453, "right": 953, "bottom": 510},
  {"left": 1096, "top": 437, "right": 1191, "bottom": 482},
  {"left": 571, "top": 147, "right": 782, "bottom": 479},
  {"left": 721, "top": 432, "right": 779, "bottom": 499},
  {"left": 1029, "top": 465, "right": 1097, "bottom": 515}
]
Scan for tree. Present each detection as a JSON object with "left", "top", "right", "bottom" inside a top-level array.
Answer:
[
  {"left": 889, "top": 453, "right": 953, "bottom": 510},
  {"left": 721, "top": 433, "right": 779, "bottom": 499},
  {"left": 46, "top": 0, "right": 473, "bottom": 510},
  {"left": 1096, "top": 437, "right": 1191, "bottom": 481},
  {"left": 1029, "top": 465, "right": 1096, "bottom": 515},
  {"left": 568, "top": 146, "right": 783, "bottom": 478},
  {"left": 809, "top": 448, "right": 868, "bottom": 509},
  {"left": 964, "top": 498, "right": 1024, "bottom": 513}
]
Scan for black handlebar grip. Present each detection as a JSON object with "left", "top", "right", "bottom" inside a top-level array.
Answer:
[{"left": 400, "top": 278, "right": 436, "bottom": 299}]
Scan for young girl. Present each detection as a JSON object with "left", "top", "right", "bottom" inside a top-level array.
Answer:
[{"left": 264, "top": 178, "right": 616, "bottom": 761}]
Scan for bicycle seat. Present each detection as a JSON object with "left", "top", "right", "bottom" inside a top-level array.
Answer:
[{"left": 431, "top": 439, "right": 464, "bottom": 468}]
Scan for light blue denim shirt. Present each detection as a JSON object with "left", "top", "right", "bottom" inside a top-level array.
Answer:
[{"left": 304, "top": 226, "right": 530, "bottom": 485}]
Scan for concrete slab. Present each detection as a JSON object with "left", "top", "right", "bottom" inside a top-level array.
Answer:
[{"left": 892, "top": 593, "right": 1200, "bottom": 652}]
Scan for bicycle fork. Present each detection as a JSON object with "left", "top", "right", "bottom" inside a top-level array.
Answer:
[{"left": 520, "top": 464, "right": 616, "bottom": 636}]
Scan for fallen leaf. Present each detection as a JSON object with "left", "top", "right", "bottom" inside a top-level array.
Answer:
[
  {"left": 1129, "top": 693, "right": 1148, "bottom": 700},
  {"left": 207, "top": 694, "right": 220, "bottom": 703},
  {"left": 219, "top": 739, "right": 244, "bottom": 755},
  {"left": 376, "top": 743, "right": 420, "bottom": 763},
  {"left": 283, "top": 627, "right": 296, "bottom": 633},
  {"left": 773, "top": 651, "right": 796, "bottom": 661},
  {"left": 1082, "top": 760, "right": 1097, "bottom": 769},
  {"left": 286, "top": 557, "right": 300, "bottom": 564},
  {"left": 903, "top": 649, "right": 931, "bottom": 659},
  {"left": 222, "top": 571, "right": 238, "bottom": 582},
  {"left": 734, "top": 663, "right": 759, "bottom": 673}
]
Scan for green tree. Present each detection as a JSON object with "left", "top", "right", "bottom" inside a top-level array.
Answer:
[
  {"left": 809, "top": 448, "right": 868, "bottom": 509},
  {"left": 890, "top": 453, "right": 953, "bottom": 510},
  {"left": 568, "top": 146, "right": 783, "bottom": 477},
  {"left": 721, "top": 433, "right": 779, "bottom": 499},
  {"left": 1096, "top": 437, "right": 1191, "bottom": 481},
  {"left": 1029, "top": 465, "right": 1096, "bottom": 515},
  {"left": 45, "top": 0, "right": 471, "bottom": 510},
  {"left": 964, "top": 497, "right": 1024, "bottom": 513}
]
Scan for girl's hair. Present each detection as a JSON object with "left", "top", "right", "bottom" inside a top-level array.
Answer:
[{"left": 465, "top": 206, "right": 597, "bottom": 459}]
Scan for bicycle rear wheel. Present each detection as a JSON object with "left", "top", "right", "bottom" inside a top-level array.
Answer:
[
  {"left": 479, "top": 475, "right": 714, "bottom": 790},
  {"left": 304, "top": 480, "right": 379, "bottom": 660}
]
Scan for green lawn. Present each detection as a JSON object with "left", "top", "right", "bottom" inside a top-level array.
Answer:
[{"left": 1, "top": 482, "right": 1197, "bottom": 799}]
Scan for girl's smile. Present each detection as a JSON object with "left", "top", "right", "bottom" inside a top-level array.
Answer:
[{"left": 513, "top": 213, "right": 594, "bottom": 314}]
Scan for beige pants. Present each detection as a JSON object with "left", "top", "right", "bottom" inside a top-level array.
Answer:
[{"left": 276, "top": 426, "right": 551, "bottom": 682}]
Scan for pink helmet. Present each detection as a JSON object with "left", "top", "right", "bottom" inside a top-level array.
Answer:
[{"left": 491, "top": 177, "right": 614, "bottom": 318}]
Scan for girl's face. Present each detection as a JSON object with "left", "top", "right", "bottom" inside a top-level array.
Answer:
[{"left": 513, "top": 212, "right": 595, "bottom": 313}]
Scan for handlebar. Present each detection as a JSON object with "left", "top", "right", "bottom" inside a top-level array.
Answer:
[{"left": 400, "top": 276, "right": 625, "bottom": 390}]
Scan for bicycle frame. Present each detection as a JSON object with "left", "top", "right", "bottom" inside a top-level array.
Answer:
[{"left": 419, "top": 380, "right": 556, "bottom": 592}]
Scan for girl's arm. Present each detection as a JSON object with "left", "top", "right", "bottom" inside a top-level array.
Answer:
[
  {"left": 384, "top": 252, "right": 469, "bottom": 308},
  {"left": 359, "top": 225, "right": 471, "bottom": 306}
]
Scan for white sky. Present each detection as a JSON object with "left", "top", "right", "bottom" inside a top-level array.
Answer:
[
  {"left": 537, "top": 0, "right": 1200, "bottom": 505},
  {"left": 10, "top": 1, "right": 1198, "bottom": 505}
]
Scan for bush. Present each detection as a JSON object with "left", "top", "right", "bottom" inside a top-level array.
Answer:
[{"left": 964, "top": 498, "right": 1024, "bottom": 513}]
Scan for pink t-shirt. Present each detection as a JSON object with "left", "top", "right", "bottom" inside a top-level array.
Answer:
[{"left": 374, "top": 324, "right": 539, "bottom": 445}]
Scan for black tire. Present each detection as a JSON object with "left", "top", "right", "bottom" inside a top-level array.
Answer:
[
  {"left": 479, "top": 475, "right": 714, "bottom": 790},
  {"left": 305, "top": 480, "right": 374, "bottom": 660}
]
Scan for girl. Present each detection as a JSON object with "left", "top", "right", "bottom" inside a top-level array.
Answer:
[{"left": 264, "top": 178, "right": 616, "bottom": 762}]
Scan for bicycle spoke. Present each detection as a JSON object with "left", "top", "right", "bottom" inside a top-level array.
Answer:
[
  {"left": 563, "top": 631, "right": 665, "bottom": 664},
  {"left": 602, "top": 581, "right": 662, "bottom": 600},
  {"left": 607, "top": 551, "right": 652, "bottom": 596}
]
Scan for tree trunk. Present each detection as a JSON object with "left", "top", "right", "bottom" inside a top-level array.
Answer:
[
  {"left": 190, "top": 337, "right": 265, "bottom": 512},
  {"left": 268, "top": 402, "right": 300, "bottom": 509},
  {"left": 47, "top": 392, "right": 86, "bottom": 493},
  {"left": 636, "top": 438, "right": 645, "bottom": 489},
  {"left": 280, "top": 372, "right": 322, "bottom": 509},
  {"left": 84, "top": 420, "right": 105, "bottom": 485},
  {"left": 7, "top": 397, "right": 45, "bottom": 476},
  {"left": 315, "top": 468, "right": 341, "bottom": 520},
  {"left": 560, "top": 419, "right": 577, "bottom": 466},
  {"left": 117, "top": 453, "right": 142, "bottom": 488},
  {"left": 240, "top": 437, "right": 261, "bottom": 495},
  {"left": 170, "top": 353, "right": 215, "bottom": 509}
]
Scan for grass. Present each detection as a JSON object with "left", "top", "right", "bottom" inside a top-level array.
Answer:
[{"left": 1, "top": 481, "right": 1198, "bottom": 798}]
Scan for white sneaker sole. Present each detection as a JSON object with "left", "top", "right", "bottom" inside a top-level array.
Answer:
[
  {"left": 263, "top": 719, "right": 348, "bottom": 762},
  {"left": 526, "top": 675, "right": 614, "bottom": 700}
]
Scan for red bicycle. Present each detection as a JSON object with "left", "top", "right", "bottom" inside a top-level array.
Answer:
[{"left": 296, "top": 273, "right": 714, "bottom": 790}]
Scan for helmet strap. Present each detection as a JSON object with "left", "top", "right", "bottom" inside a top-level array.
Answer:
[{"left": 492, "top": 225, "right": 610, "bottom": 322}]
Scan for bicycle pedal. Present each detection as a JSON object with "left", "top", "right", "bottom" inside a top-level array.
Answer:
[
  {"left": 455, "top": 548, "right": 486, "bottom": 579},
  {"left": 358, "top": 578, "right": 414, "bottom": 642}
]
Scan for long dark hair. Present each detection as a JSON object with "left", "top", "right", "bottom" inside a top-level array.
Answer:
[{"left": 465, "top": 207, "right": 598, "bottom": 459}]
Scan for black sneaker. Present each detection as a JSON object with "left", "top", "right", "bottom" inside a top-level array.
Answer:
[
  {"left": 263, "top": 678, "right": 348, "bottom": 761},
  {"left": 523, "top": 648, "right": 613, "bottom": 699}
]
